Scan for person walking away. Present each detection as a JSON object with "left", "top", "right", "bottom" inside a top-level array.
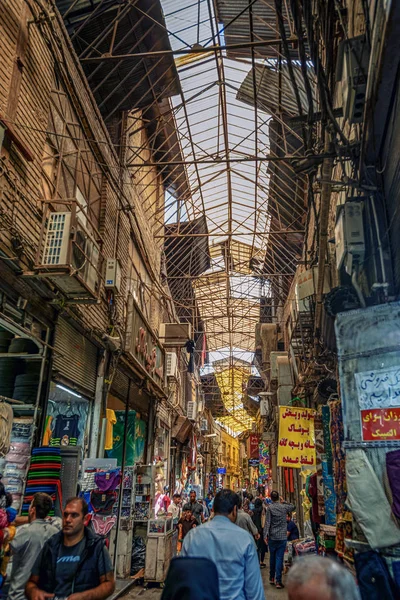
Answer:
[
  {"left": 264, "top": 490, "right": 294, "bottom": 590},
  {"left": 252, "top": 498, "right": 268, "bottom": 568},
  {"left": 205, "top": 493, "right": 214, "bottom": 513},
  {"left": 167, "top": 493, "right": 182, "bottom": 522},
  {"left": 286, "top": 555, "right": 361, "bottom": 600},
  {"left": 161, "top": 557, "right": 219, "bottom": 600},
  {"left": 287, "top": 513, "right": 299, "bottom": 541},
  {"left": 8, "top": 493, "right": 59, "bottom": 600},
  {"left": 26, "top": 497, "right": 115, "bottom": 600},
  {"left": 177, "top": 508, "right": 196, "bottom": 552},
  {"left": 181, "top": 489, "right": 265, "bottom": 600},
  {"left": 183, "top": 490, "right": 204, "bottom": 526},
  {"left": 236, "top": 497, "right": 259, "bottom": 542}
]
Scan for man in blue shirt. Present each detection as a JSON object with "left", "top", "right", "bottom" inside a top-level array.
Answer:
[{"left": 181, "top": 489, "right": 265, "bottom": 600}]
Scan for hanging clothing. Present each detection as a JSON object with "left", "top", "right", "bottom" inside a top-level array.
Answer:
[
  {"left": 346, "top": 449, "right": 400, "bottom": 549},
  {"left": 355, "top": 550, "right": 400, "bottom": 600},
  {"left": 50, "top": 414, "right": 80, "bottom": 446},
  {"left": 42, "top": 416, "right": 53, "bottom": 447},
  {"left": 386, "top": 450, "right": 400, "bottom": 519},
  {"left": 104, "top": 409, "right": 117, "bottom": 451}
]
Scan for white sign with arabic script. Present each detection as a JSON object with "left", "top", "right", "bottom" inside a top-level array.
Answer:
[{"left": 355, "top": 366, "right": 400, "bottom": 410}]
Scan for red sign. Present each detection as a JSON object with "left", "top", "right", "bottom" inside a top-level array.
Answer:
[
  {"left": 361, "top": 408, "right": 400, "bottom": 441},
  {"left": 247, "top": 434, "right": 260, "bottom": 459}
]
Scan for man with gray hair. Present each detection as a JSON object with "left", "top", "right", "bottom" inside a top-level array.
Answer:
[{"left": 287, "top": 555, "right": 361, "bottom": 600}]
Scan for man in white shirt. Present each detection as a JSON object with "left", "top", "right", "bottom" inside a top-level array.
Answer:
[
  {"left": 8, "top": 493, "right": 59, "bottom": 600},
  {"left": 167, "top": 493, "right": 182, "bottom": 521}
]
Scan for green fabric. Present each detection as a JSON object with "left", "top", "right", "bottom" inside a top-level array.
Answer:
[{"left": 106, "top": 410, "right": 136, "bottom": 466}]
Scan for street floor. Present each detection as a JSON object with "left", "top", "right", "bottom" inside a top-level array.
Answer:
[{"left": 122, "top": 567, "right": 288, "bottom": 599}]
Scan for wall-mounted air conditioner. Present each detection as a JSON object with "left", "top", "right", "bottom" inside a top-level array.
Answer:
[
  {"left": 187, "top": 400, "right": 197, "bottom": 421},
  {"left": 335, "top": 201, "right": 365, "bottom": 274},
  {"left": 159, "top": 322, "right": 192, "bottom": 347},
  {"left": 36, "top": 211, "right": 101, "bottom": 303},
  {"left": 166, "top": 352, "right": 178, "bottom": 379}
]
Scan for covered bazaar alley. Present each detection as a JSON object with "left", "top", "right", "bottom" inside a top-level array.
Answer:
[{"left": 1, "top": 0, "right": 400, "bottom": 598}]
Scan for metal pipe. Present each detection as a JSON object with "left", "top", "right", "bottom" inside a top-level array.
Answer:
[
  {"left": 314, "top": 131, "right": 334, "bottom": 351},
  {"left": 126, "top": 153, "right": 335, "bottom": 167},
  {"left": 80, "top": 37, "right": 300, "bottom": 62},
  {"left": 113, "top": 377, "right": 131, "bottom": 571}
]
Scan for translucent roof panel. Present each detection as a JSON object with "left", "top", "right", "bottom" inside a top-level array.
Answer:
[{"left": 159, "top": 0, "right": 304, "bottom": 431}]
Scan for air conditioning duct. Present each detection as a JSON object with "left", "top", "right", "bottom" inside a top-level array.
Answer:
[{"left": 159, "top": 322, "right": 192, "bottom": 347}]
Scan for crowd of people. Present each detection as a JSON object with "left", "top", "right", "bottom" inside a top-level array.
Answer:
[{"left": 2, "top": 487, "right": 361, "bottom": 600}]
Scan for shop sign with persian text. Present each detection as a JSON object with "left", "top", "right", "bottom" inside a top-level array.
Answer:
[
  {"left": 277, "top": 407, "right": 316, "bottom": 469},
  {"left": 361, "top": 408, "right": 400, "bottom": 441},
  {"left": 130, "top": 304, "right": 165, "bottom": 389}
]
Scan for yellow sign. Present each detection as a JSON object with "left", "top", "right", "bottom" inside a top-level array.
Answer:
[{"left": 277, "top": 407, "right": 317, "bottom": 469}]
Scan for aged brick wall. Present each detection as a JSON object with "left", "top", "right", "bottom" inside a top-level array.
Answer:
[{"left": 0, "top": 0, "right": 168, "bottom": 345}]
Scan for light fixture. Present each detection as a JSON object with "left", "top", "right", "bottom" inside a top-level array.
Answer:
[
  {"left": 203, "top": 433, "right": 217, "bottom": 438},
  {"left": 56, "top": 384, "right": 82, "bottom": 398}
]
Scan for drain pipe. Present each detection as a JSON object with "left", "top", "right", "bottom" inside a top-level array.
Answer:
[{"left": 314, "top": 132, "right": 334, "bottom": 353}]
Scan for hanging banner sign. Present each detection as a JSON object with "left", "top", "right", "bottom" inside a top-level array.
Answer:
[
  {"left": 247, "top": 434, "right": 260, "bottom": 459},
  {"left": 361, "top": 408, "right": 400, "bottom": 441},
  {"left": 277, "top": 407, "right": 316, "bottom": 469}
]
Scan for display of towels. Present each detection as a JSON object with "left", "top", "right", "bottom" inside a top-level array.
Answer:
[
  {"left": 21, "top": 447, "right": 62, "bottom": 516},
  {"left": 2, "top": 416, "right": 33, "bottom": 512}
]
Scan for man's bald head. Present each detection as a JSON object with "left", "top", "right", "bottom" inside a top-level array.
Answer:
[{"left": 287, "top": 556, "right": 360, "bottom": 600}]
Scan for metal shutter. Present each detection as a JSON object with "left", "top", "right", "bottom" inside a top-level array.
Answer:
[{"left": 53, "top": 318, "right": 98, "bottom": 397}]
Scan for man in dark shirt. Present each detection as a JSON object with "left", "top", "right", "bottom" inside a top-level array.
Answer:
[
  {"left": 287, "top": 513, "right": 300, "bottom": 541},
  {"left": 264, "top": 490, "right": 295, "bottom": 589},
  {"left": 26, "top": 497, "right": 115, "bottom": 600},
  {"left": 183, "top": 490, "right": 204, "bottom": 526}
]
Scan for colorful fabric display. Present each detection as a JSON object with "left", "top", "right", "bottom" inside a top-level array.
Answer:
[
  {"left": 329, "top": 400, "right": 347, "bottom": 514},
  {"left": 21, "top": 447, "right": 62, "bottom": 516},
  {"left": 81, "top": 469, "right": 96, "bottom": 492},
  {"left": 386, "top": 449, "right": 400, "bottom": 520},
  {"left": 94, "top": 469, "right": 121, "bottom": 492},
  {"left": 50, "top": 414, "right": 80, "bottom": 446},
  {"left": 90, "top": 490, "right": 117, "bottom": 515},
  {"left": 91, "top": 514, "right": 117, "bottom": 536}
]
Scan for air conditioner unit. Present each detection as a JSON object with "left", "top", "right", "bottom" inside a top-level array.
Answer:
[
  {"left": 339, "top": 36, "right": 369, "bottom": 124},
  {"left": 187, "top": 400, "right": 197, "bottom": 421},
  {"left": 159, "top": 322, "right": 192, "bottom": 347},
  {"left": 335, "top": 201, "right": 365, "bottom": 274},
  {"left": 166, "top": 352, "right": 178, "bottom": 379},
  {"left": 200, "top": 418, "right": 208, "bottom": 431},
  {"left": 38, "top": 212, "right": 100, "bottom": 302}
]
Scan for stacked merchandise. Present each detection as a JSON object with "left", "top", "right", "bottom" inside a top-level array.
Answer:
[
  {"left": 21, "top": 447, "right": 62, "bottom": 516},
  {"left": 318, "top": 524, "right": 336, "bottom": 557},
  {"left": 292, "top": 537, "right": 316, "bottom": 556},
  {"left": 3, "top": 418, "right": 34, "bottom": 512},
  {"left": 80, "top": 467, "right": 121, "bottom": 539}
]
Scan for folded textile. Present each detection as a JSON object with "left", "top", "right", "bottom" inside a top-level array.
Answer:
[{"left": 95, "top": 469, "right": 121, "bottom": 492}]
